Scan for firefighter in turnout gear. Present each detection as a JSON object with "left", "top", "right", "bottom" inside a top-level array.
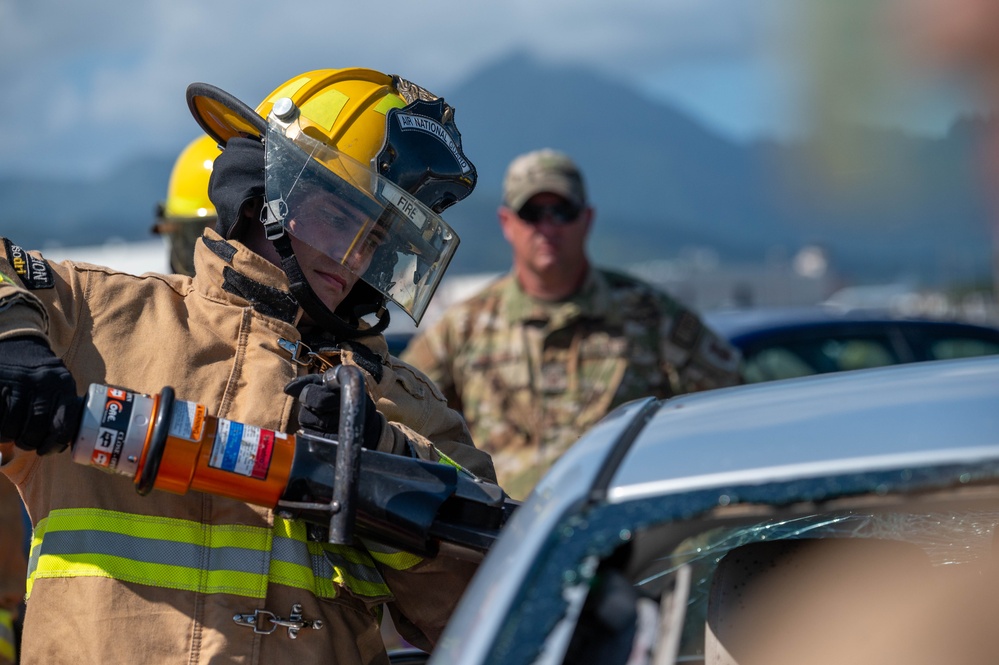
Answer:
[{"left": 0, "top": 67, "right": 494, "bottom": 664}]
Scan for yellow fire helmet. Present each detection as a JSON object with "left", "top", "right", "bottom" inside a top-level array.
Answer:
[
  {"left": 258, "top": 69, "right": 410, "bottom": 166},
  {"left": 153, "top": 135, "right": 221, "bottom": 276},
  {"left": 186, "top": 68, "right": 477, "bottom": 330},
  {"left": 162, "top": 135, "right": 220, "bottom": 219}
]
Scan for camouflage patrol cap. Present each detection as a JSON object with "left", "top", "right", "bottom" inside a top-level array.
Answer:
[{"left": 502, "top": 148, "right": 586, "bottom": 212}]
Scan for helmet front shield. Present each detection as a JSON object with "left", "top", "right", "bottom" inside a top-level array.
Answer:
[{"left": 264, "top": 112, "right": 460, "bottom": 324}]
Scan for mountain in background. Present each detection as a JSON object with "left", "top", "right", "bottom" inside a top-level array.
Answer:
[
  {"left": 1, "top": 53, "right": 993, "bottom": 288},
  {"left": 0, "top": 155, "right": 172, "bottom": 252}
]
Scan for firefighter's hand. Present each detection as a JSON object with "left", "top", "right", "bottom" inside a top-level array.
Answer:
[
  {"left": 284, "top": 373, "right": 382, "bottom": 448},
  {"left": 0, "top": 336, "right": 82, "bottom": 455}
]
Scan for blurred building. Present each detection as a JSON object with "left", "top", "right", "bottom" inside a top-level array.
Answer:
[{"left": 626, "top": 245, "right": 839, "bottom": 311}]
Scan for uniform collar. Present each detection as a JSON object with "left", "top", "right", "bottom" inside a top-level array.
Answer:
[
  {"left": 192, "top": 228, "right": 302, "bottom": 326},
  {"left": 191, "top": 230, "right": 389, "bottom": 364},
  {"left": 499, "top": 266, "right": 614, "bottom": 329}
]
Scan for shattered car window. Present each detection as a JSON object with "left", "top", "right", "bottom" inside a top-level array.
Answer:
[{"left": 642, "top": 509, "right": 999, "bottom": 663}]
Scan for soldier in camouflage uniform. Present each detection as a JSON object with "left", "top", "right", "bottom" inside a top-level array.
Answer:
[{"left": 402, "top": 149, "right": 742, "bottom": 499}]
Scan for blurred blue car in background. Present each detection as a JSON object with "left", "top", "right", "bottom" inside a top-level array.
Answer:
[
  {"left": 705, "top": 307, "right": 999, "bottom": 382},
  {"left": 391, "top": 307, "right": 999, "bottom": 385}
]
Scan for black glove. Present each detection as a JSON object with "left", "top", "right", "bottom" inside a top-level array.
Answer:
[
  {"left": 284, "top": 371, "right": 382, "bottom": 449},
  {"left": 0, "top": 336, "right": 82, "bottom": 455}
]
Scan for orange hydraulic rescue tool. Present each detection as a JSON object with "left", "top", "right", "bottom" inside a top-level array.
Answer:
[{"left": 71, "top": 365, "right": 512, "bottom": 556}]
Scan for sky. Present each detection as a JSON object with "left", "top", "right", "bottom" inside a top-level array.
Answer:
[{"left": 0, "top": 0, "right": 983, "bottom": 179}]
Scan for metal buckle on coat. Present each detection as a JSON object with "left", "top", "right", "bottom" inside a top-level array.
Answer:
[
  {"left": 232, "top": 603, "right": 324, "bottom": 639},
  {"left": 278, "top": 338, "right": 337, "bottom": 373}
]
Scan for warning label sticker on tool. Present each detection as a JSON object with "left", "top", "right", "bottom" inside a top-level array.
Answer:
[
  {"left": 208, "top": 419, "right": 275, "bottom": 480},
  {"left": 169, "top": 400, "right": 206, "bottom": 442},
  {"left": 92, "top": 387, "right": 133, "bottom": 470}
]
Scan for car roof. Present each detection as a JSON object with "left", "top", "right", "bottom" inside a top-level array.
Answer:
[
  {"left": 514, "top": 356, "right": 999, "bottom": 527},
  {"left": 607, "top": 356, "right": 999, "bottom": 502}
]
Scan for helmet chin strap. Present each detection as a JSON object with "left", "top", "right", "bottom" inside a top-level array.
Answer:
[{"left": 269, "top": 231, "right": 390, "bottom": 340}]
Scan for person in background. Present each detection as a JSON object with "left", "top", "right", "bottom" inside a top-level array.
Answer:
[
  {"left": 403, "top": 148, "right": 741, "bottom": 500},
  {"left": 0, "top": 67, "right": 494, "bottom": 664},
  {"left": 151, "top": 135, "right": 221, "bottom": 277}
]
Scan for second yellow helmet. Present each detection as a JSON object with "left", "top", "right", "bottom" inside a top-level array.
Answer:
[
  {"left": 153, "top": 135, "right": 220, "bottom": 275},
  {"left": 162, "top": 135, "right": 220, "bottom": 219}
]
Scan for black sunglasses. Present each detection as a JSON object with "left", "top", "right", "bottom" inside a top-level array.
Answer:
[{"left": 516, "top": 200, "right": 582, "bottom": 225}]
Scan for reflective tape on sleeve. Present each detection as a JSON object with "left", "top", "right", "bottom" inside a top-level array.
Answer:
[
  {"left": 359, "top": 538, "right": 424, "bottom": 571},
  {"left": 271, "top": 518, "right": 392, "bottom": 600}
]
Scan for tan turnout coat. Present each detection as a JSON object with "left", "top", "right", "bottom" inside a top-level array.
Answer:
[{"left": 0, "top": 230, "right": 494, "bottom": 664}]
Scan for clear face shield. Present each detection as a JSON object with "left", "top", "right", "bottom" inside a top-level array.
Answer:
[{"left": 263, "top": 110, "right": 460, "bottom": 324}]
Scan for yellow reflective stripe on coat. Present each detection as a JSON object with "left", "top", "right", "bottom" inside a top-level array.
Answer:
[
  {"left": 0, "top": 608, "right": 15, "bottom": 663},
  {"left": 27, "top": 508, "right": 391, "bottom": 601},
  {"left": 271, "top": 518, "right": 392, "bottom": 600},
  {"left": 360, "top": 538, "right": 423, "bottom": 571},
  {"left": 432, "top": 446, "right": 479, "bottom": 480}
]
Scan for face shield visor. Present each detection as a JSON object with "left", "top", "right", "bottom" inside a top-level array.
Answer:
[{"left": 263, "top": 111, "right": 460, "bottom": 324}]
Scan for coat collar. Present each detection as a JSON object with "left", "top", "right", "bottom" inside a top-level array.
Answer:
[{"left": 192, "top": 228, "right": 302, "bottom": 325}]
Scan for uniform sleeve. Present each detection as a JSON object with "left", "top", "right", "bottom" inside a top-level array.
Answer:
[
  {"left": 400, "top": 318, "right": 463, "bottom": 413},
  {"left": 366, "top": 365, "right": 496, "bottom": 649},
  {"left": 0, "top": 247, "right": 50, "bottom": 342},
  {"left": 0, "top": 249, "right": 49, "bottom": 469},
  {"left": 0, "top": 478, "right": 27, "bottom": 611},
  {"left": 0, "top": 240, "right": 86, "bottom": 470},
  {"left": 664, "top": 305, "right": 744, "bottom": 393},
  {"left": 372, "top": 355, "right": 496, "bottom": 484},
  {"left": 359, "top": 334, "right": 499, "bottom": 650},
  {"left": 338, "top": 333, "right": 495, "bottom": 483},
  {"left": 394, "top": 316, "right": 499, "bottom": 479},
  {"left": 369, "top": 543, "right": 482, "bottom": 651},
  {"left": 0, "top": 239, "right": 83, "bottom": 350}
]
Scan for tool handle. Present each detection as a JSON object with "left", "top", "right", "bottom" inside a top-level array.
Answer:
[{"left": 327, "top": 365, "right": 365, "bottom": 544}]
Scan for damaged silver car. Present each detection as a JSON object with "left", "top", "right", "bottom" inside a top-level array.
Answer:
[{"left": 432, "top": 356, "right": 999, "bottom": 665}]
